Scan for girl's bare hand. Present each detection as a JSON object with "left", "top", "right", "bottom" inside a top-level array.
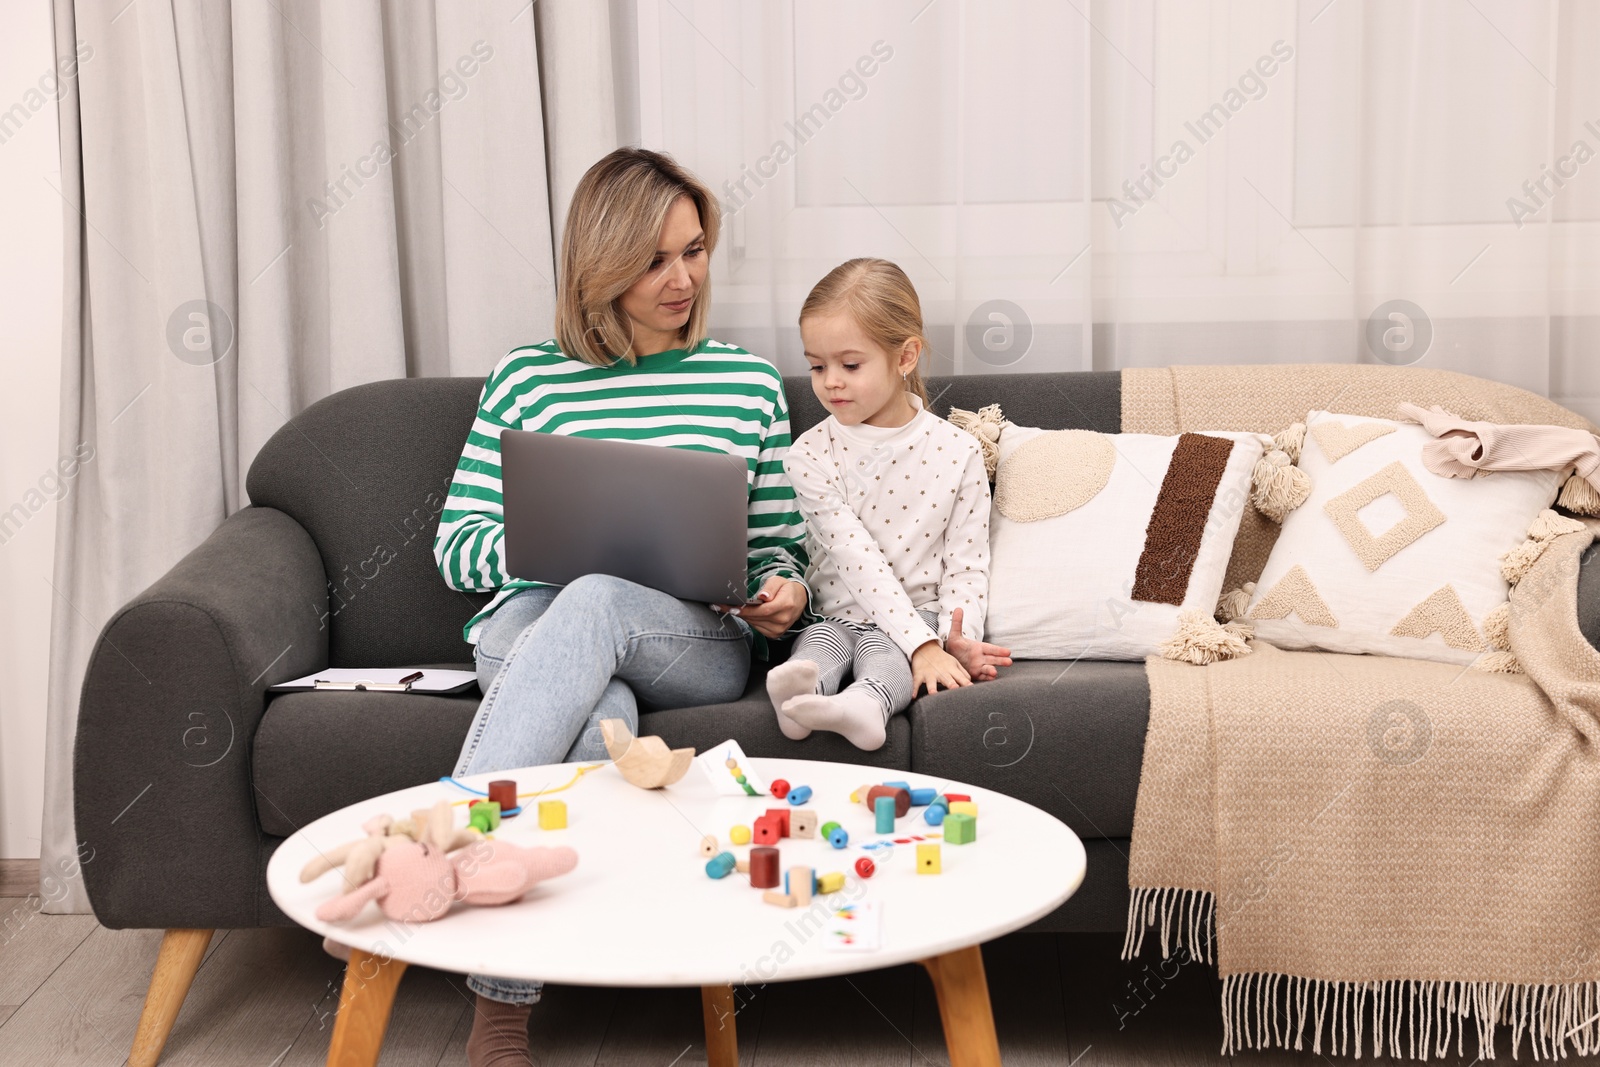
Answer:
[{"left": 910, "top": 639, "right": 972, "bottom": 696}]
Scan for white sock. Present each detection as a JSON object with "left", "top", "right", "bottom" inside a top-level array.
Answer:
[
  {"left": 780, "top": 688, "right": 888, "bottom": 751},
  {"left": 766, "top": 659, "right": 820, "bottom": 740}
]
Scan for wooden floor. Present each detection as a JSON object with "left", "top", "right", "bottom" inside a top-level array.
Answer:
[{"left": 0, "top": 902, "right": 1583, "bottom": 1065}]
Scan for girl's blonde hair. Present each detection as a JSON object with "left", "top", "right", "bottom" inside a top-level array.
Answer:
[
  {"left": 555, "top": 148, "right": 720, "bottom": 366},
  {"left": 798, "top": 258, "right": 931, "bottom": 406}
]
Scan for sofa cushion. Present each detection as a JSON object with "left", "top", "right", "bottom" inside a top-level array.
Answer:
[
  {"left": 907, "top": 660, "right": 1150, "bottom": 840},
  {"left": 251, "top": 663, "right": 912, "bottom": 836}
]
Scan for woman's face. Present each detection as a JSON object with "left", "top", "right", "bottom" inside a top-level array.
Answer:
[{"left": 618, "top": 195, "right": 708, "bottom": 357}]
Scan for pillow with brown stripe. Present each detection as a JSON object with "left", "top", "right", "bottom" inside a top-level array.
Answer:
[{"left": 984, "top": 424, "right": 1274, "bottom": 661}]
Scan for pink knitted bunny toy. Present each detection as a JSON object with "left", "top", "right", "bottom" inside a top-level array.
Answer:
[{"left": 313, "top": 799, "right": 578, "bottom": 923}]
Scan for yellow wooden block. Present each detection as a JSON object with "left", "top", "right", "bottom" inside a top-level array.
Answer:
[
  {"left": 917, "top": 843, "right": 941, "bottom": 874},
  {"left": 538, "top": 800, "right": 567, "bottom": 829},
  {"left": 948, "top": 801, "right": 978, "bottom": 818},
  {"left": 817, "top": 871, "right": 845, "bottom": 894},
  {"left": 729, "top": 824, "right": 752, "bottom": 845}
]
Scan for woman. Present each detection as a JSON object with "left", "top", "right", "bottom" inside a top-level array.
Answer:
[{"left": 432, "top": 148, "right": 811, "bottom": 1064}]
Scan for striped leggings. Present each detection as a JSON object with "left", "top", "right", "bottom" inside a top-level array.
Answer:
[{"left": 789, "top": 609, "right": 940, "bottom": 720}]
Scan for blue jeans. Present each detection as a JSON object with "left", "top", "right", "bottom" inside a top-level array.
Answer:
[{"left": 458, "top": 573, "right": 754, "bottom": 1004}]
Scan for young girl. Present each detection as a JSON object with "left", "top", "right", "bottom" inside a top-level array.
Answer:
[{"left": 766, "top": 258, "right": 1011, "bottom": 750}]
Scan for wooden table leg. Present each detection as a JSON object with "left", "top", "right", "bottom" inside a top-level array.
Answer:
[
  {"left": 921, "top": 944, "right": 1002, "bottom": 1067},
  {"left": 129, "top": 928, "right": 214, "bottom": 1067},
  {"left": 701, "top": 983, "right": 739, "bottom": 1066},
  {"left": 327, "top": 949, "right": 407, "bottom": 1067}
]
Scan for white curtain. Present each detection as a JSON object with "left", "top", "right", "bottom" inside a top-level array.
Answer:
[
  {"left": 632, "top": 0, "right": 1600, "bottom": 425},
  {"left": 42, "top": 0, "right": 574, "bottom": 912}
]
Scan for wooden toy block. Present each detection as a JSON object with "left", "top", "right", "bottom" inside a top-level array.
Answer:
[
  {"left": 917, "top": 843, "right": 942, "bottom": 874},
  {"left": 791, "top": 810, "right": 817, "bottom": 838},
  {"left": 882, "top": 780, "right": 911, "bottom": 790},
  {"left": 908, "top": 787, "right": 937, "bottom": 806},
  {"left": 762, "top": 890, "right": 796, "bottom": 908},
  {"left": 537, "top": 800, "right": 567, "bottom": 830},
  {"left": 855, "top": 857, "right": 876, "bottom": 879},
  {"left": 874, "top": 795, "right": 896, "bottom": 835},
  {"left": 943, "top": 793, "right": 972, "bottom": 803},
  {"left": 850, "top": 784, "right": 873, "bottom": 804},
  {"left": 786, "top": 785, "right": 813, "bottom": 805},
  {"left": 770, "top": 778, "right": 790, "bottom": 799},
  {"left": 924, "top": 805, "right": 946, "bottom": 827},
  {"left": 865, "top": 786, "right": 911, "bottom": 818},
  {"left": 488, "top": 779, "right": 518, "bottom": 813},
  {"left": 699, "top": 834, "right": 719, "bottom": 858},
  {"left": 749, "top": 847, "right": 780, "bottom": 889},
  {"left": 787, "top": 866, "right": 815, "bottom": 907},
  {"left": 930, "top": 795, "right": 950, "bottom": 810},
  {"left": 729, "top": 824, "right": 752, "bottom": 846},
  {"left": 599, "top": 718, "right": 694, "bottom": 789},
  {"left": 764, "top": 808, "right": 791, "bottom": 837},
  {"left": 468, "top": 801, "right": 501, "bottom": 834},
  {"left": 820, "top": 821, "right": 841, "bottom": 840},
  {"left": 753, "top": 816, "right": 781, "bottom": 846},
  {"left": 736, "top": 856, "right": 750, "bottom": 874},
  {"left": 949, "top": 801, "right": 978, "bottom": 818},
  {"left": 705, "top": 852, "right": 736, "bottom": 879},
  {"left": 828, "top": 827, "right": 850, "bottom": 849},
  {"left": 943, "top": 812, "right": 976, "bottom": 845},
  {"left": 817, "top": 871, "right": 845, "bottom": 895}
]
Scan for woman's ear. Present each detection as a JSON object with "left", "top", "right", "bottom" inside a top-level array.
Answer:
[{"left": 898, "top": 337, "right": 922, "bottom": 378}]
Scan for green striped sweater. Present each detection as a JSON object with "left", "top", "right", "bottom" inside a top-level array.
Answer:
[{"left": 434, "top": 337, "right": 811, "bottom": 650}]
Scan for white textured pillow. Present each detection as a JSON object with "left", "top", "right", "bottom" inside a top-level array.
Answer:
[
  {"left": 1243, "top": 411, "right": 1563, "bottom": 665},
  {"left": 985, "top": 426, "right": 1269, "bottom": 661}
]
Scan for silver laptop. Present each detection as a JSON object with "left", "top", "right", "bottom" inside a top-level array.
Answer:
[{"left": 500, "top": 430, "right": 752, "bottom": 606}]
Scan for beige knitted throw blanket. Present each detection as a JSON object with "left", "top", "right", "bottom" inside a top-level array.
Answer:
[
  {"left": 1127, "top": 528, "right": 1600, "bottom": 1059},
  {"left": 1120, "top": 366, "right": 1600, "bottom": 1059}
]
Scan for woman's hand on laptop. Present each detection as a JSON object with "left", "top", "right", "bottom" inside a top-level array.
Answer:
[{"left": 714, "top": 576, "right": 807, "bottom": 639}]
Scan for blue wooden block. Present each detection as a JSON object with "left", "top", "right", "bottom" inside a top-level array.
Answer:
[
  {"left": 786, "top": 785, "right": 813, "bottom": 805},
  {"left": 908, "top": 788, "right": 937, "bottom": 806},
  {"left": 874, "top": 795, "right": 896, "bottom": 834},
  {"left": 705, "top": 852, "right": 736, "bottom": 879},
  {"left": 882, "top": 780, "right": 911, "bottom": 790}
]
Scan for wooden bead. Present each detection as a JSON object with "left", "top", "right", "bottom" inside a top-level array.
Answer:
[
  {"left": 762, "top": 890, "right": 796, "bottom": 908},
  {"left": 908, "top": 787, "right": 937, "bottom": 806},
  {"left": 729, "top": 824, "right": 752, "bottom": 846},
  {"left": 468, "top": 801, "right": 501, "bottom": 834},
  {"left": 855, "top": 857, "right": 876, "bottom": 879},
  {"left": 786, "top": 785, "right": 813, "bottom": 805},
  {"left": 820, "top": 821, "right": 841, "bottom": 840},
  {"left": 749, "top": 847, "right": 780, "bottom": 889},
  {"left": 537, "top": 800, "right": 567, "bottom": 830},
  {"left": 924, "top": 804, "right": 946, "bottom": 827},
  {"left": 917, "top": 843, "right": 942, "bottom": 874},
  {"left": 817, "top": 871, "right": 845, "bottom": 895},
  {"left": 874, "top": 795, "right": 896, "bottom": 835},
  {"left": 699, "top": 834, "right": 719, "bottom": 858},
  {"left": 705, "top": 852, "right": 736, "bottom": 879},
  {"left": 828, "top": 827, "right": 849, "bottom": 849},
  {"left": 787, "top": 866, "right": 814, "bottom": 906},
  {"left": 736, "top": 857, "right": 750, "bottom": 874},
  {"left": 488, "top": 780, "right": 518, "bottom": 813},
  {"left": 770, "top": 778, "right": 790, "bottom": 799},
  {"left": 865, "top": 786, "right": 911, "bottom": 818}
]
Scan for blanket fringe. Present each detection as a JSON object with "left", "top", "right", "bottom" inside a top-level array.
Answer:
[{"left": 1127, "top": 885, "right": 1600, "bottom": 1060}]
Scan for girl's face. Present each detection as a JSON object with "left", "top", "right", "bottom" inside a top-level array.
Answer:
[
  {"left": 800, "top": 310, "right": 920, "bottom": 429},
  {"left": 617, "top": 195, "right": 708, "bottom": 357}
]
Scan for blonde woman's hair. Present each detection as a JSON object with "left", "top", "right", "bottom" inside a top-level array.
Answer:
[
  {"left": 555, "top": 148, "right": 720, "bottom": 366},
  {"left": 798, "top": 258, "right": 931, "bottom": 406}
]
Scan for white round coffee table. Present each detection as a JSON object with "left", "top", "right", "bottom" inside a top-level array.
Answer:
[{"left": 267, "top": 756, "right": 1085, "bottom": 1066}]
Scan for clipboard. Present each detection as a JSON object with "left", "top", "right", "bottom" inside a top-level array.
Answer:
[{"left": 268, "top": 668, "right": 480, "bottom": 695}]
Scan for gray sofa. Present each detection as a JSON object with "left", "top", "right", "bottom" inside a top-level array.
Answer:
[{"left": 74, "top": 368, "right": 1600, "bottom": 956}]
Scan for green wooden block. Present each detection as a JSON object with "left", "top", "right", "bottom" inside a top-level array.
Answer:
[
  {"left": 943, "top": 812, "right": 976, "bottom": 845},
  {"left": 468, "top": 800, "right": 501, "bottom": 833}
]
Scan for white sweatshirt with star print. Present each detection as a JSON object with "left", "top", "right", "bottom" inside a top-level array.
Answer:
[{"left": 783, "top": 395, "right": 993, "bottom": 659}]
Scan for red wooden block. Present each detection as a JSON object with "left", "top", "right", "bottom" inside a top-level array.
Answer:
[
  {"left": 489, "top": 780, "right": 518, "bottom": 814},
  {"left": 764, "top": 808, "right": 791, "bottom": 837},
  {"left": 943, "top": 793, "right": 972, "bottom": 803},
  {"left": 753, "top": 815, "right": 781, "bottom": 845},
  {"left": 865, "top": 786, "right": 911, "bottom": 818},
  {"left": 749, "top": 847, "right": 780, "bottom": 888}
]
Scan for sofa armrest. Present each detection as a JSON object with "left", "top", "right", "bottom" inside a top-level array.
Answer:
[
  {"left": 1580, "top": 537, "right": 1600, "bottom": 655},
  {"left": 74, "top": 506, "right": 327, "bottom": 929}
]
